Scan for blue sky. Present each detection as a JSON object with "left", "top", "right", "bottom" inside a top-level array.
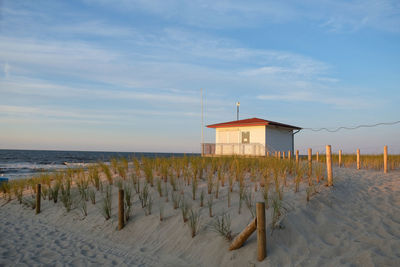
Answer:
[{"left": 0, "top": 0, "right": 399, "bottom": 154}]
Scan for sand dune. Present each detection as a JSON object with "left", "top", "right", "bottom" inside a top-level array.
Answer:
[{"left": 1, "top": 167, "right": 399, "bottom": 266}]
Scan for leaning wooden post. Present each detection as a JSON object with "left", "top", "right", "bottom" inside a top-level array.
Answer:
[
  {"left": 229, "top": 218, "right": 257, "bottom": 250},
  {"left": 326, "top": 145, "right": 333, "bottom": 186},
  {"left": 384, "top": 145, "right": 388, "bottom": 174},
  {"left": 357, "top": 149, "right": 360, "bottom": 170},
  {"left": 296, "top": 150, "right": 299, "bottom": 164},
  {"left": 257, "top": 202, "right": 266, "bottom": 261},
  {"left": 308, "top": 148, "right": 312, "bottom": 177},
  {"left": 339, "top": 149, "right": 342, "bottom": 168},
  {"left": 118, "top": 189, "right": 125, "bottom": 230},
  {"left": 36, "top": 184, "right": 41, "bottom": 214}
]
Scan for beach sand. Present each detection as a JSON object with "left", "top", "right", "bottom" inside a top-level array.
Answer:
[{"left": 1, "top": 167, "right": 399, "bottom": 266}]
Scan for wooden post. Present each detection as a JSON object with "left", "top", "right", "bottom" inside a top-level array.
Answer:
[
  {"left": 326, "top": 145, "right": 333, "bottom": 186},
  {"left": 267, "top": 151, "right": 270, "bottom": 157},
  {"left": 316, "top": 152, "right": 319, "bottom": 162},
  {"left": 288, "top": 151, "right": 291, "bottom": 161},
  {"left": 296, "top": 150, "right": 299, "bottom": 164},
  {"left": 339, "top": 149, "right": 342, "bottom": 168},
  {"left": 278, "top": 151, "right": 281, "bottom": 159},
  {"left": 308, "top": 148, "right": 312, "bottom": 177},
  {"left": 229, "top": 218, "right": 257, "bottom": 251},
  {"left": 384, "top": 145, "right": 388, "bottom": 174},
  {"left": 357, "top": 149, "right": 360, "bottom": 170},
  {"left": 118, "top": 189, "right": 124, "bottom": 230},
  {"left": 256, "top": 202, "right": 266, "bottom": 261},
  {"left": 274, "top": 151, "right": 277, "bottom": 158},
  {"left": 282, "top": 151, "right": 285, "bottom": 159},
  {"left": 36, "top": 184, "right": 41, "bottom": 214}
]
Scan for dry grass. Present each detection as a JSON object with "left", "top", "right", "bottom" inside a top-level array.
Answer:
[{"left": 211, "top": 212, "right": 233, "bottom": 241}]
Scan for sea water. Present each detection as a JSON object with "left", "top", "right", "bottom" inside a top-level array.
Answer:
[{"left": 0, "top": 149, "right": 192, "bottom": 180}]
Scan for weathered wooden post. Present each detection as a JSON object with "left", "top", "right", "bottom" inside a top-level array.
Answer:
[
  {"left": 357, "top": 149, "right": 360, "bottom": 170},
  {"left": 278, "top": 151, "right": 281, "bottom": 159},
  {"left": 308, "top": 148, "right": 312, "bottom": 177},
  {"left": 267, "top": 151, "right": 270, "bottom": 157},
  {"left": 384, "top": 145, "right": 388, "bottom": 174},
  {"left": 274, "top": 151, "right": 277, "bottom": 158},
  {"left": 316, "top": 152, "right": 319, "bottom": 162},
  {"left": 118, "top": 189, "right": 124, "bottom": 230},
  {"left": 282, "top": 151, "right": 285, "bottom": 159},
  {"left": 288, "top": 150, "right": 291, "bottom": 161},
  {"left": 339, "top": 149, "right": 342, "bottom": 168},
  {"left": 296, "top": 150, "right": 299, "bottom": 164},
  {"left": 257, "top": 202, "right": 266, "bottom": 261},
  {"left": 36, "top": 184, "right": 41, "bottom": 214},
  {"left": 326, "top": 145, "right": 333, "bottom": 186}
]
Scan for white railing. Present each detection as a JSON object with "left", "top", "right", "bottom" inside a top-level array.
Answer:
[{"left": 202, "top": 143, "right": 268, "bottom": 156}]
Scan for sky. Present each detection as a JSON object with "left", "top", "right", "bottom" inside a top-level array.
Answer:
[{"left": 0, "top": 0, "right": 399, "bottom": 154}]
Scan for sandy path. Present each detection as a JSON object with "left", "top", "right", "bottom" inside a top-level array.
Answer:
[{"left": 0, "top": 208, "right": 187, "bottom": 266}]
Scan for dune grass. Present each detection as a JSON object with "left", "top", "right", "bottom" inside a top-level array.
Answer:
[{"left": 4, "top": 151, "right": 399, "bottom": 255}]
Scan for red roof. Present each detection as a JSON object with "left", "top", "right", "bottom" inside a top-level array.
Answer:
[{"left": 206, "top": 117, "right": 301, "bottom": 130}]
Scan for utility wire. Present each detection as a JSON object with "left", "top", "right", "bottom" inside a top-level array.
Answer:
[{"left": 302, "top": 120, "right": 400, "bottom": 133}]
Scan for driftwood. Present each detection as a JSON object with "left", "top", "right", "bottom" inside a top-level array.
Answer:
[{"left": 229, "top": 218, "right": 257, "bottom": 251}]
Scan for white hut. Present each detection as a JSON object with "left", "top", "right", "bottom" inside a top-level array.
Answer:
[{"left": 203, "top": 117, "right": 301, "bottom": 156}]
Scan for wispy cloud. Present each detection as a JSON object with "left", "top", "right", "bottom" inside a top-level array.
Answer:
[
  {"left": 84, "top": 0, "right": 400, "bottom": 32},
  {"left": 257, "top": 90, "right": 377, "bottom": 109},
  {"left": 0, "top": 103, "right": 207, "bottom": 131},
  {"left": 3, "top": 62, "right": 10, "bottom": 78},
  {"left": 316, "top": 0, "right": 400, "bottom": 33},
  {"left": 85, "top": 0, "right": 297, "bottom": 28},
  {"left": 0, "top": 78, "right": 203, "bottom": 105}
]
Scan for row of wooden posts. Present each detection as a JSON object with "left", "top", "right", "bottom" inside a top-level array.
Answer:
[
  {"left": 34, "top": 185, "right": 267, "bottom": 260},
  {"left": 33, "top": 184, "right": 125, "bottom": 227},
  {"left": 268, "top": 145, "right": 334, "bottom": 187},
  {"left": 269, "top": 145, "right": 390, "bottom": 174}
]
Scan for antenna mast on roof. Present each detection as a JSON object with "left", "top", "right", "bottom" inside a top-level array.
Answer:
[
  {"left": 236, "top": 102, "right": 240, "bottom": 120},
  {"left": 201, "top": 88, "right": 204, "bottom": 156}
]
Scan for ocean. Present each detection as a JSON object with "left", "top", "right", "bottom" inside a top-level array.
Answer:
[{"left": 0, "top": 149, "right": 193, "bottom": 180}]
